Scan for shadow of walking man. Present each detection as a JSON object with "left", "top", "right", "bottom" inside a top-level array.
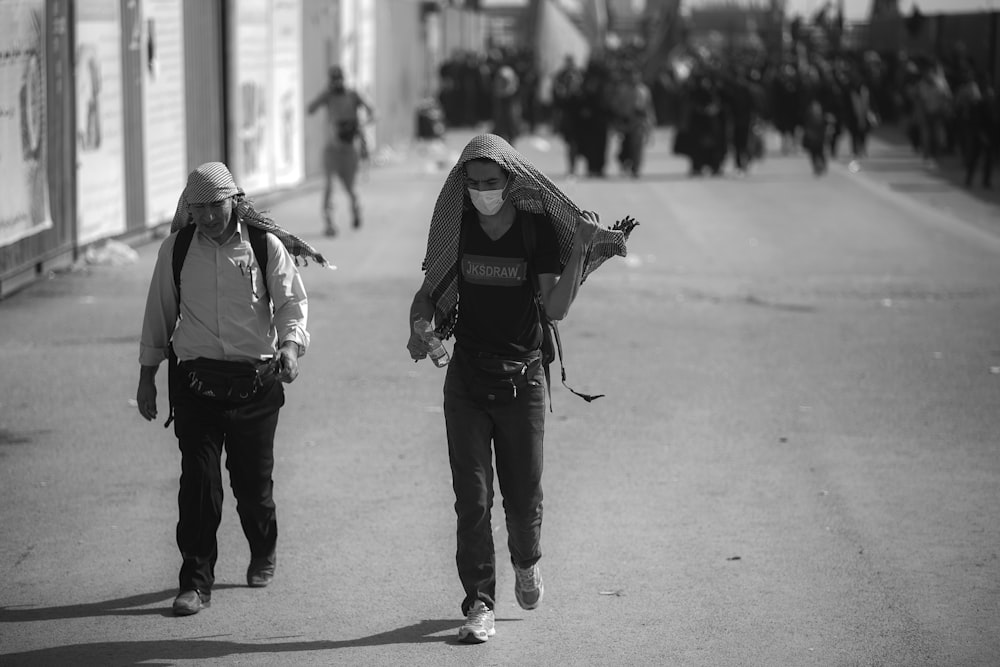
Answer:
[
  {"left": 0, "top": 586, "right": 243, "bottom": 622},
  {"left": 0, "top": 617, "right": 513, "bottom": 665}
]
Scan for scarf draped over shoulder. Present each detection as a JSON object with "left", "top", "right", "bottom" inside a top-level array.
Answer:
[
  {"left": 171, "top": 161, "right": 331, "bottom": 268},
  {"left": 421, "top": 134, "right": 637, "bottom": 337}
]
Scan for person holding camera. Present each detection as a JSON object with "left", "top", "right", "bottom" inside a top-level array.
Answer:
[{"left": 136, "top": 162, "right": 325, "bottom": 616}]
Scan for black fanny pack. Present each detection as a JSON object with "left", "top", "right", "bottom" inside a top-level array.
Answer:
[
  {"left": 336, "top": 119, "right": 359, "bottom": 142},
  {"left": 179, "top": 357, "right": 275, "bottom": 403},
  {"left": 460, "top": 349, "right": 541, "bottom": 405}
]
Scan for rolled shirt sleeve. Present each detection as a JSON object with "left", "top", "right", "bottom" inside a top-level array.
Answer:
[
  {"left": 138, "top": 234, "right": 180, "bottom": 368},
  {"left": 266, "top": 233, "right": 310, "bottom": 356}
]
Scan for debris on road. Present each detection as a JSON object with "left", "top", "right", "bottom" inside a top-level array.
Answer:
[{"left": 84, "top": 240, "right": 139, "bottom": 266}]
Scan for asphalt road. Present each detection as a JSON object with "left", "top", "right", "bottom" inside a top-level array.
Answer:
[{"left": 1, "top": 127, "right": 998, "bottom": 666}]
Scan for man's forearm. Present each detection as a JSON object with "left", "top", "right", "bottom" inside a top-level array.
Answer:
[
  {"left": 409, "top": 286, "right": 435, "bottom": 327},
  {"left": 280, "top": 339, "right": 304, "bottom": 357},
  {"left": 546, "top": 245, "right": 586, "bottom": 320}
]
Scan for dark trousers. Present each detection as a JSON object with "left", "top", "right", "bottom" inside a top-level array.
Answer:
[
  {"left": 732, "top": 122, "right": 751, "bottom": 171},
  {"left": 172, "top": 379, "right": 284, "bottom": 593},
  {"left": 619, "top": 128, "right": 646, "bottom": 176},
  {"left": 965, "top": 140, "right": 995, "bottom": 187},
  {"left": 443, "top": 348, "right": 546, "bottom": 614}
]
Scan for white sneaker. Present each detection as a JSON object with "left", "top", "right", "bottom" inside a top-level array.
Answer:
[
  {"left": 513, "top": 562, "right": 544, "bottom": 610},
  {"left": 457, "top": 600, "right": 495, "bottom": 644}
]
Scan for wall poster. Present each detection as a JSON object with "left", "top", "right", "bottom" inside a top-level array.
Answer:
[
  {"left": 75, "top": 0, "right": 126, "bottom": 245},
  {"left": 339, "top": 0, "right": 376, "bottom": 147},
  {"left": 0, "top": 0, "right": 52, "bottom": 248},
  {"left": 141, "top": 0, "right": 187, "bottom": 226},
  {"left": 229, "top": 0, "right": 270, "bottom": 193},
  {"left": 271, "top": 0, "right": 303, "bottom": 187},
  {"left": 228, "top": 0, "right": 303, "bottom": 193}
]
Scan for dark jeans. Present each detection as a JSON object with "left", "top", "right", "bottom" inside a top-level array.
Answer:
[
  {"left": 732, "top": 121, "right": 751, "bottom": 170},
  {"left": 965, "top": 140, "right": 995, "bottom": 187},
  {"left": 619, "top": 128, "right": 647, "bottom": 176},
  {"left": 444, "top": 347, "right": 546, "bottom": 614},
  {"left": 172, "top": 378, "right": 284, "bottom": 593}
]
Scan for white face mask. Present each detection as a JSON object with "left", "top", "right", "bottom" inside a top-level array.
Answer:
[{"left": 468, "top": 188, "right": 506, "bottom": 216}]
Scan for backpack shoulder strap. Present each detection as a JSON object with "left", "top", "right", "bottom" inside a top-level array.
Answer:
[
  {"left": 165, "top": 224, "right": 195, "bottom": 430},
  {"left": 172, "top": 224, "right": 271, "bottom": 302},
  {"left": 172, "top": 224, "right": 196, "bottom": 301},
  {"left": 246, "top": 225, "right": 270, "bottom": 302},
  {"left": 521, "top": 212, "right": 542, "bottom": 299},
  {"left": 520, "top": 215, "right": 554, "bottom": 409},
  {"left": 247, "top": 225, "right": 269, "bottom": 274},
  {"left": 522, "top": 214, "right": 605, "bottom": 406}
]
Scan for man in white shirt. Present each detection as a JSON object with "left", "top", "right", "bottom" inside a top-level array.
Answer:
[{"left": 137, "top": 162, "right": 310, "bottom": 616}]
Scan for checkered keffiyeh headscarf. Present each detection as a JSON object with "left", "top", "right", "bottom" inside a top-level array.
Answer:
[
  {"left": 422, "top": 134, "right": 638, "bottom": 336},
  {"left": 171, "top": 162, "right": 331, "bottom": 268}
]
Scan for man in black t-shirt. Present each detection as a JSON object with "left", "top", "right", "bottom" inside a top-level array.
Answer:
[
  {"left": 407, "top": 141, "right": 599, "bottom": 644},
  {"left": 455, "top": 208, "right": 561, "bottom": 356}
]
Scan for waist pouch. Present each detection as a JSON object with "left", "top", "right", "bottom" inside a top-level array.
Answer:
[
  {"left": 179, "top": 357, "right": 274, "bottom": 403},
  {"left": 460, "top": 350, "right": 541, "bottom": 405},
  {"left": 336, "top": 119, "right": 359, "bottom": 142}
]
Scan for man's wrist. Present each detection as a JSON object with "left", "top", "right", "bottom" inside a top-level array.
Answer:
[
  {"left": 410, "top": 310, "right": 433, "bottom": 326},
  {"left": 280, "top": 340, "right": 303, "bottom": 356}
]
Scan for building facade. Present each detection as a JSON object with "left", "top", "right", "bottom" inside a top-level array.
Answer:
[{"left": 0, "top": 0, "right": 482, "bottom": 298}]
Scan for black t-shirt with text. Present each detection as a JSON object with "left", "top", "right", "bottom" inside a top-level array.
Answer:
[{"left": 456, "top": 209, "right": 562, "bottom": 356}]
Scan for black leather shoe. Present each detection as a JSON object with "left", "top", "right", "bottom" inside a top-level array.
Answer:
[
  {"left": 172, "top": 589, "right": 210, "bottom": 616},
  {"left": 247, "top": 558, "right": 275, "bottom": 588}
]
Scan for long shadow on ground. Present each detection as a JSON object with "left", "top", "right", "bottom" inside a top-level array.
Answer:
[
  {"left": 0, "top": 618, "right": 524, "bottom": 665},
  {"left": 0, "top": 586, "right": 242, "bottom": 622}
]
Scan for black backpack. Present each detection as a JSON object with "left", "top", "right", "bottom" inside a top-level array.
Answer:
[
  {"left": 171, "top": 223, "right": 271, "bottom": 301},
  {"left": 162, "top": 224, "right": 271, "bottom": 426}
]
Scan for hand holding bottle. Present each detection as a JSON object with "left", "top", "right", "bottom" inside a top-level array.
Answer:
[{"left": 411, "top": 318, "right": 450, "bottom": 367}]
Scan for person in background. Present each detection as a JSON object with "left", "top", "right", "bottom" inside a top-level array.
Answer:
[
  {"left": 551, "top": 54, "right": 584, "bottom": 176},
  {"left": 802, "top": 100, "right": 831, "bottom": 176},
  {"left": 578, "top": 59, "right": 613, "bottom": 177},
  {"left": 964, "top": 79, "right": 998, "bottom": 189},
  {"left": 491, "top": 65, "right": 522, "bottom": 146},
  {"left": 613, "top": 67, "right": 656, "bottom": 178},
  {"left": 307, "top": 65, "right": 375, "bottom": 237}
]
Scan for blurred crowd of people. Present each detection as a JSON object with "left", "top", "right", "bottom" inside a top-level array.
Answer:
[
  {"left": 437, "top": 47, "right": 542, "bottom": 140},
  {"left": 437, "top": 42, "right": 657, "bottom": 179},
  {"left": 435, "top": 40, "right": 1000, "bottom": 187}
]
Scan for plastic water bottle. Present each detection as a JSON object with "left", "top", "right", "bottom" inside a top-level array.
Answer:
[{"left": 413, "top": 318, "right": 450, "bottom": 367}]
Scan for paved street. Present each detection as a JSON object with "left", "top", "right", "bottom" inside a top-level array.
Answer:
[{"left": 1, "top": 127, "right": 999, "bottom": 666}]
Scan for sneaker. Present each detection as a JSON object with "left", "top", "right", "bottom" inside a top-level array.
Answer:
[
  {"left": 513, "top": 563, "right": 544, "bottom": 610},
  {"left": 457, "top": 600, "right": 495, "bottom": 644}
]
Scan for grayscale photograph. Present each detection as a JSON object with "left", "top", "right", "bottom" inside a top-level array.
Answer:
[{"left": 1, "top": 0, "right": 998, "bottom": 665}]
